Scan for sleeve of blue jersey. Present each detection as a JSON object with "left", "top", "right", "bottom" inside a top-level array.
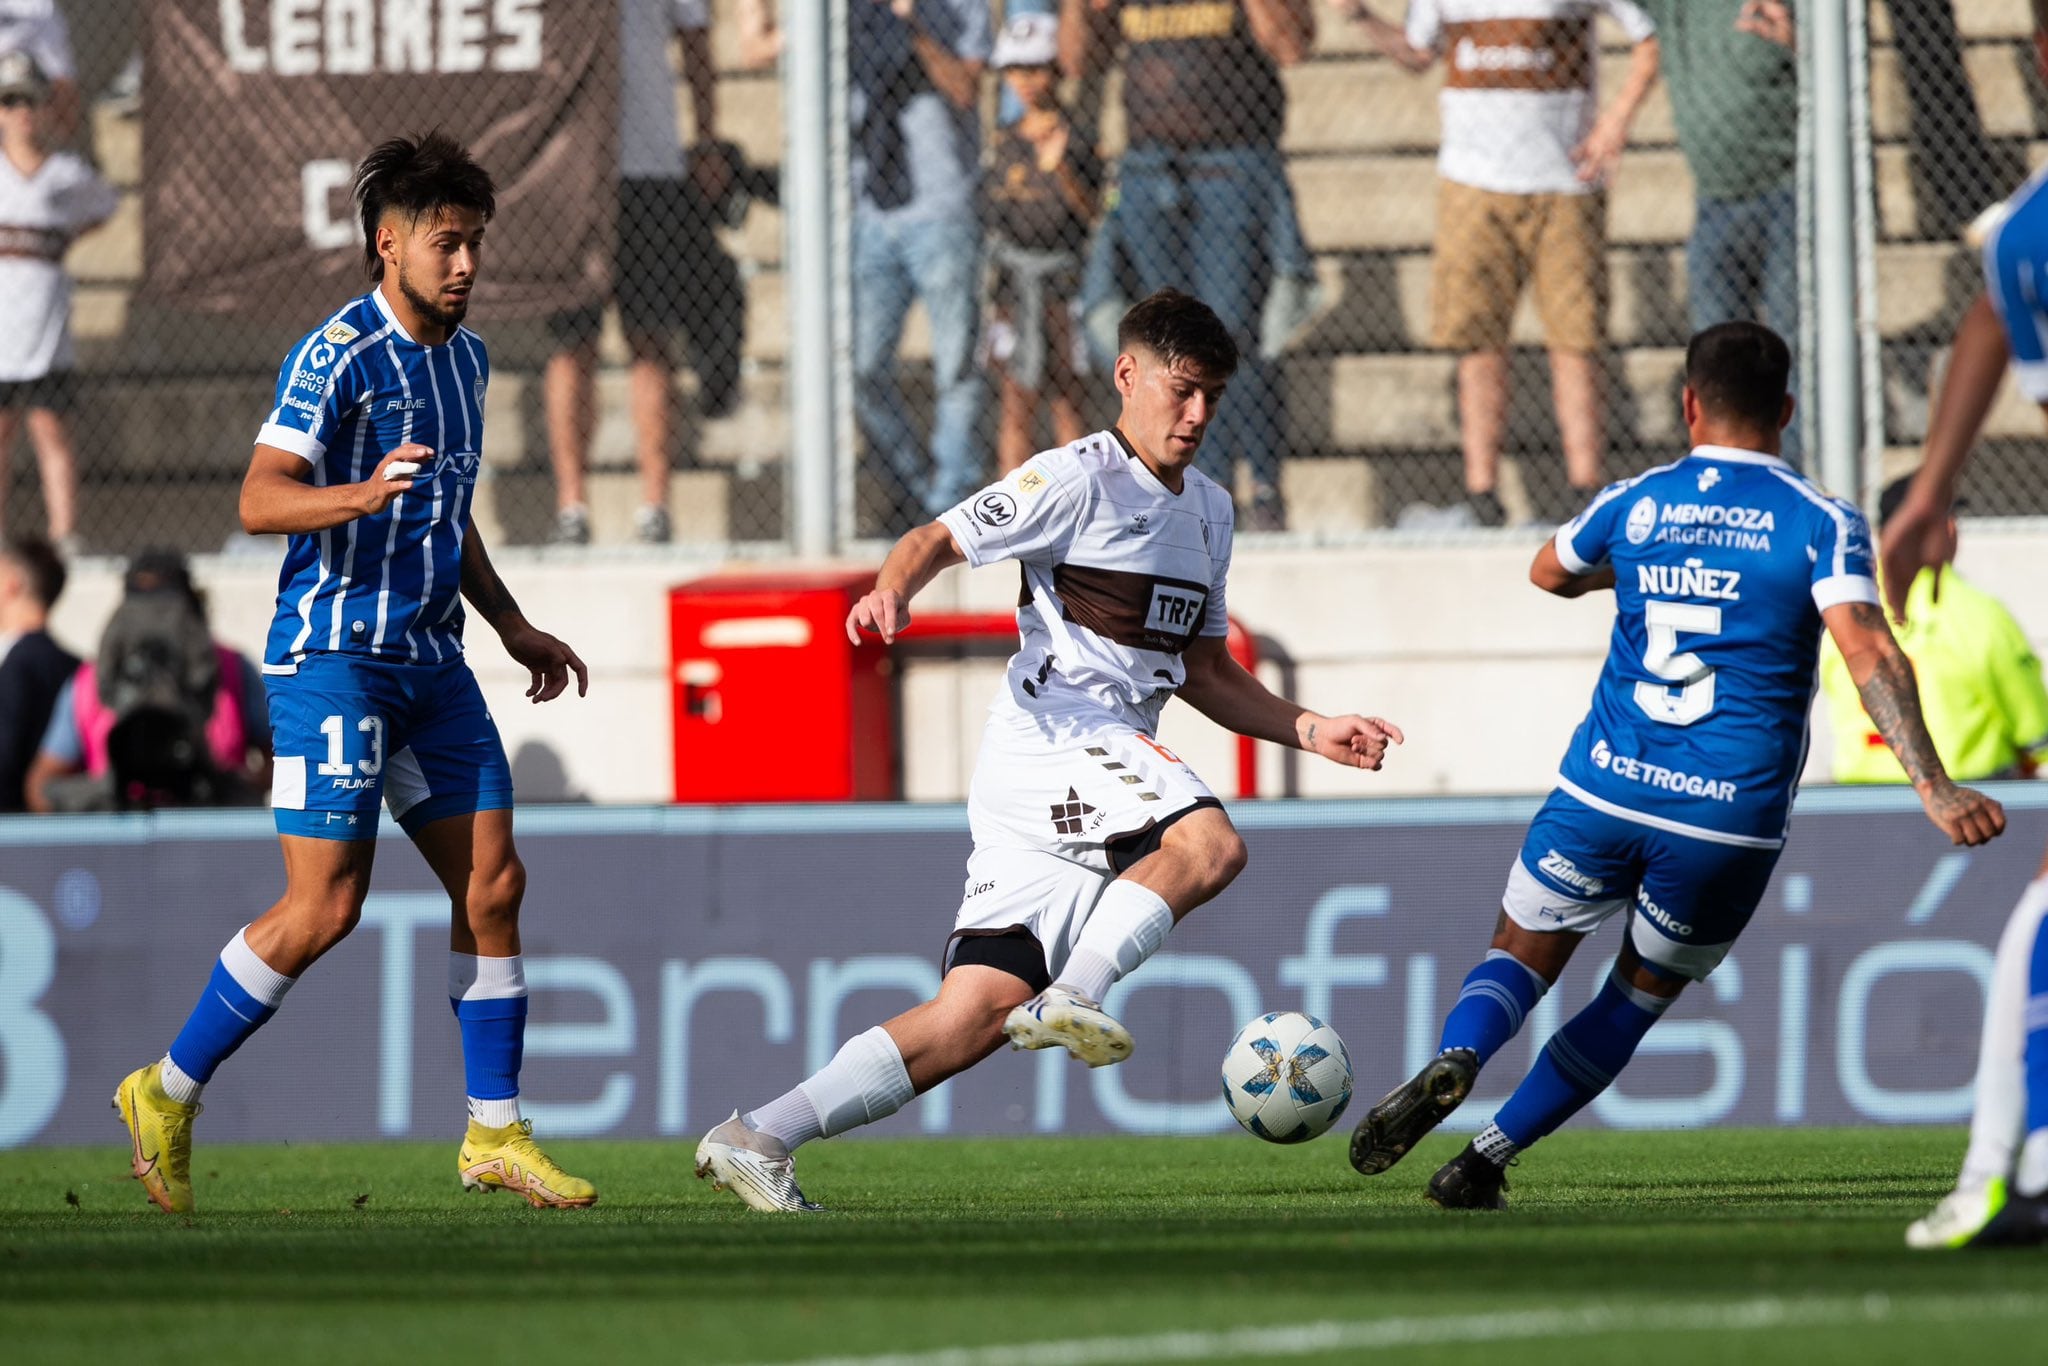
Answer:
[
  {"left": 1982, "top": 200, "right": 2048, "bottom": 403},
  {"left": 1553, "top": 478, "right": 1632, "bottom": 574},
  {"left": 1807, "top": 496, "right": 1880, "bottom": 611},
  {"left": 254, "top": 326, "right": 358, "bottom": 467}
]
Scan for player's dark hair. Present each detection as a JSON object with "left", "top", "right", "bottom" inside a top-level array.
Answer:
[
  {"left": 1117, "top": 289, "right": 1239, "bottom": 378},
  {"left": 355, "top": 132, "right": 495, "bottom": 281},
  {"left": 1685, "top": 320, "right": 1791, "bottom": 433},
  {"left": 1, "top": 535, "right": 65, "bottom": 609}
]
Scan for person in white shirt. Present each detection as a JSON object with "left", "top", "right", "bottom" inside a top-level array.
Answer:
[
  {"left": 693, "top": 290, "right": 1406, "bottom": 1213},
  {"left": 0, "top": 49, "right": 115, "bottom": 553},
  {"left": 1334, "top": 0, "right": 1659, "bottom": 526},
  {"left": 544, "top": 0, "right": 740, "bottom": 546}
]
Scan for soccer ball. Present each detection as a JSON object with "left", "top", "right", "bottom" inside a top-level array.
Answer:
[{"left": 1221, "top": 1011, "right": 1354, "bottom": 1143}]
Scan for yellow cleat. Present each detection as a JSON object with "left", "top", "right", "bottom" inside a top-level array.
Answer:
[
  {"left": 112, "top": 1063, "right": 199, "bottom": 1215},
  {"left": 458, "top": 1118, "right": 598, "bottom": 1209}
]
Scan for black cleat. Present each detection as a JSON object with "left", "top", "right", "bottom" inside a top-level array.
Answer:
[
  {"left": 1349, "top": 1048, "right": 1478, "bottom": 1176},
  {"left": 1426, "top": 1141, "right": 1510, "bottom": 1211}
]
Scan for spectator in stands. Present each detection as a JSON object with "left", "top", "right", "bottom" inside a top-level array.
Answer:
[
  {"left": 1062, "top": 0, "right": 1316, "bottom": 531},
  {"left": 1637, "top": 0, "right": 1799, "bottom": 466},
  {"left": 27, "top": 549, "right": 269, "bottom": 812},
  {"left": 736, "top": 0, "right": 781, "bottom": 66},
  {"left": 1336, "top": 0, "right": 1659, "bottom": 527},
  {"left": 984, "top": 13, "right": 1100, "bottom": 476},
  {"left": 545, "top": 0, "right": 742, "bottom": 546},
  {"left": 0, "top": 1, "right": 76, "bottom": 141},
  {"left": 0, "top": 535, "right": 73, "bottom": 810},
  {"left": 852, "top": 0, "right": 991, "bottom": 534},
  {"left": 0, "top": 49, "right": 113, "bottom": 555},
  {"left": 1820, "top": 476, "right": 2048, "bottom": 784}
]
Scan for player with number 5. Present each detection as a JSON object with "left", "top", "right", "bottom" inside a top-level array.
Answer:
[
  {"left": 1346, "top": 321, "right": 2005, "bottom": 1211},
  {"left": 113, "top": 134, "right": 594, "bottom": 1215}
]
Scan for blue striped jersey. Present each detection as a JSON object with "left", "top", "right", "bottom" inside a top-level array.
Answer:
[
  {"left": 1983, "top": 162, "right": 2048, "bottom": 401},
  {"left": 1550, "top": 446, "right": 1878, "bottom": 847},
  {"left": 255, "top": 288, "right": 486, "bottom": 671}
]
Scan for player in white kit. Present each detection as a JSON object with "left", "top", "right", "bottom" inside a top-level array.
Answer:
[{"left": 695, "top": 289, "right": 1404, "bottom": 1211}]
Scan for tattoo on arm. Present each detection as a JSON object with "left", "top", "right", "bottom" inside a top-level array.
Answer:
[
  {"left": 1304, "top": 722, "right": 1317, "bottom": 751},
  {"left": 1845, "top": 603, "right": 1943, "bottom": 785}
]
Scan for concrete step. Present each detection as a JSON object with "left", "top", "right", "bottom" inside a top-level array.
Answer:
[{"left": 1872, "top": 0, "right": 2034, "bottom": 43}]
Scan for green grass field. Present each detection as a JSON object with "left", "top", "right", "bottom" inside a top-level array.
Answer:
[{"left": 5, "top": 1128, "right": 2045, "bottom": 1365}]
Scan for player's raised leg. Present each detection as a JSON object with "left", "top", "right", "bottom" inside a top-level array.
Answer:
[
  {"left": 1350, "top": 918, "right": 1575, "bottom": 1178},
  {"left": 115, "top": 834, "right": 377, "bottom": 1213},
  {"left": 1352, "top": 799, "right": 1614, "bottom": 1177},
  {"left": 1005, "top": 803, "right": 1246, "bottom": 1067},
  {"left": 408, "top": 750, "right": 594, "bottom": 1209},
  {"left": 699, "top": 963, "right": 1039, "bottom": 1212},
  {"left": 1431, "top": 938, "right": 1683, "bottom": 1211},
  {"left": 1909, "top": 870, "right": 2048, "bottom": 1248}
]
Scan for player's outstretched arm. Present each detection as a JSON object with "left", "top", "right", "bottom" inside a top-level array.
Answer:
[
  {"left": 240, "top": 443, "right": 425, "bottom": 535},
  {"left": 1529, "top": 539, "right": 1616, "bottom": 598},
  {"left": 459, "top": 525, "right": 588, "bottom": 703},
  {"left": 846, "top": 521, "right": 967, "bottom": 645},
  {"left": 1175, "top": 635, "right": 1404, "bottom": 771},
  {"left": 1823, "top": 600, "right": 2006, "bottom": 846},
  {"left": 1881, "top": 293, "right": 2010, "bottom": 621}
]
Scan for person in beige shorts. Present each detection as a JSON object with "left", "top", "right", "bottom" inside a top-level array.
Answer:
[{"left": 1336, "top": 0, "right": 1660, "bottom": 526}]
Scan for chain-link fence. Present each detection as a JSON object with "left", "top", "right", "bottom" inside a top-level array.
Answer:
[
  {"left": 0, "top": 0, "right": 779, "bottom": 558},
  {"left": 1870, "top": 0, "right": 2047, "bottom": 516},
  {"left": 6, "top": 1, "right": 2043, "bottom": 559},
  {"left": 841, "top": 0, "right": 1818, "bottom": 538}
]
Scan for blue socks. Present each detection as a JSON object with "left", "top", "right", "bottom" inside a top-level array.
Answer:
[
  {"left": 1484, "top": 964, "right": 1676, "bottom": 1156},
  {"left": 1439, "top": 949, "right": 1549, "bottom": 1065},
  {"left": 160, "top": 933, "right": 528, "bottom": 1128},
  {"left": 450, "top": 952, "right": 528, "bottom": 1127},
  {"left": 164, "top": 928, "right": 296, "bottom": 1100}
]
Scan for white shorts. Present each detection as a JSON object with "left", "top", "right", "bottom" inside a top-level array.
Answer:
[{"left": 950, "top": 712, "right": 1218, "bottom": 982}]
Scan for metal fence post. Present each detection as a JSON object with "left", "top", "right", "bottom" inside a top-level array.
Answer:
[
  {"left": 1806, "top": 0, "right": 1865, "bottom": 501},
  {"left": 782, "top": 0, "right": 840, "bottom": 557}
]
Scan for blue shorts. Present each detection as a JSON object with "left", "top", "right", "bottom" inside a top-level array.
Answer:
[
  {"left": 1502, "top": 789, "right": 1781, "bottom": 979},
  {"left": 1984, "top": 170, "right": 2048, "bottom": 401},
  {"left": 266, "top": 653, "right": 513, "bottom": 841}
]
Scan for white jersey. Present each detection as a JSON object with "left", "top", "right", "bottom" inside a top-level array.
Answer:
[
  {"left": 936, "top": 429, "right": 1235, "bottom": 735},
  {"left": 0, "top": 149, "right": 115, "bottom": 381},
  {"left": 1407, "top": 0, "right": 1655, "bottom": 195}
]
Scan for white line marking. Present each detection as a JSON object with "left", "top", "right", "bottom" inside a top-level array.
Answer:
[{"left": 735, "top": 1294, "right": 2048, "bottom": 1366}]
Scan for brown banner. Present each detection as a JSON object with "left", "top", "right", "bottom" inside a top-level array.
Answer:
[{"left": 139, "top": 0, "right": 617, "bottom": 318}]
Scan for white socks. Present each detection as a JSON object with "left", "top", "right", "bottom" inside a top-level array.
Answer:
[
  {"left": 1959, "top": 876, "right": 2048, "bottom": 1192},
  {"left": 1474, "top": 1123, "right": 1519, "bottom": 1166},
  {"left": 790, "top": 1026, "right": 915, "bottom": 1144},
  {"left": 158, "top": 1055, "right": 205, "bottom": 1105},
  {"left": 1055, "top": 880, "right": 1174, "bottom": 1003},
  {"left": 745, "top": 1091, "right": 824, "bottom": 1150}
]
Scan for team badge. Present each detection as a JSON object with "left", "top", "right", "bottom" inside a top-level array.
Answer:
[
  {"left": 323, "top": 321, "right": 359, "bottom": 345},
  {"left": 1697, "top": 467, "right": 1721, "bottom": 493},
  {"left": 973, "top": 492, "right": 1017, "bottom": 528},
  {"left": 1625, "top": 495, "right": 1657, "bottom": 545},
  {"left": 474, "top": 377, "right": 486, "bottom": 407},
  {"left": 1014, "top": 469, "right": 1047, "bottom": 497}
]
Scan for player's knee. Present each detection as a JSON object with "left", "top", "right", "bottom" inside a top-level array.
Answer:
[
  {"left": 1196, "top": 829, "right": 1249, "bottom": 894},
  {"left": 293, "top": 891, "right": 363, "bottom": 948},
  {"left": 470, "top": 856, "right": 527, "bottom": 930}
]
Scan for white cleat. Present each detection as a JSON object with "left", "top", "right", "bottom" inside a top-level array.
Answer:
[
  {"left": 1907, "top": 1180, "right": 2013, "bottom": 1250},
  {"left": 1003, "top": 985, "right": 1134, "bottom": 1068},
  {"left": 694, "top": 1111, "right": 822, "bottom": 1213}
]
